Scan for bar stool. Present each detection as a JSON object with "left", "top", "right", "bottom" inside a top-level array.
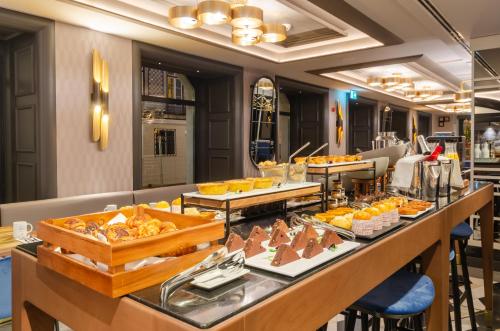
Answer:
[
  {"left": 450, "top": 222, "right": 477, "bottom": 331},
  {"left": 344, "top": 269, "right": 435, "bottom": 331}
]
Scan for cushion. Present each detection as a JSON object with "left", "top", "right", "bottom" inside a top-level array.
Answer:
[{"left": 451, "top": 222, "right": 473, "bottom": 239}]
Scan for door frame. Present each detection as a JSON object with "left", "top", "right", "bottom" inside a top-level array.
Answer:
[
  {"left": 347, "top": 96, "right": 377, "bottom": 154},
  {"left": 0, "top": 9, "right": 56, "bottom": 201},
  {"left": 132, "top": 41, "right": 243, "bottom": 189},
  {"left": 275, "top": 76, "right": 329, "bottom": 160}
]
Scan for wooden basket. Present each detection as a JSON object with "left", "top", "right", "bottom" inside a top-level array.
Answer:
[{"left": 37, "top": 208, "right": 224, "bottom": 298}]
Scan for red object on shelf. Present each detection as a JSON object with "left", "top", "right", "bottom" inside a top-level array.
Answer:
[{"left": 425, "top": 145, "right": 443, "bottom": 161}]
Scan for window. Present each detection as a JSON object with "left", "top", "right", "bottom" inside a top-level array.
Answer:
[{"left": 154, "top": 129, "right": 176, "bottom": 156}]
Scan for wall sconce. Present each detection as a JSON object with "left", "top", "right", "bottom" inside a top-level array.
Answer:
[{"left": 91, "top": 49, "right": 109, "bottom": 150}]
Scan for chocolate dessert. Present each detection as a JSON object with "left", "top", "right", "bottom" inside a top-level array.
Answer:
[
  {"left": 225, "top": 233, "right": 245, "bottom": 253},
  {"left": 302, "top": 238, "right": 323, "bottom": 259},
  {"left": 248, "top": 225, "right": 270, "bottom": 242},
  {"left": 303, "top": 223, "right": 319, "bottom": 240},
  {"left": 271, "top": 244, "right": 300, "bottom": 266},
  {"left": 243, "top": 238, "right": 266, "bottom": 258},
  {"left": 272, "top": 219, "right": 289, "bottom": 233},
  {"left": 320, "top": 229, "right": 343, "bottom": 248},
  {"left": 268, "top": 228, "right": 290, "bottom": 247},
  {"left": 290, "top": 231, "right": 308, "bottom": 251}
]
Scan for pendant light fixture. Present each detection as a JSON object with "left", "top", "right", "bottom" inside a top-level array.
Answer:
[
  {"left": 198, "top": 0, "right": 231, "bottom": 25},
  {"left": 261, "top": 23, "right": 287, "bottom": 43},
  {"left": 168, "top": 6, "right": 200, "bottom": 29},
  {"left": 454, "top": 81, "right": 472, "bottom": 103},
  {"left": 232, "top": 27, "right": 262, "bottom": 46},
  {"left": 231, "top": 5, "right": 263, "bottom": 29},
  {"left": 367, "top": 77, "right": 383, "bottom": 87}
]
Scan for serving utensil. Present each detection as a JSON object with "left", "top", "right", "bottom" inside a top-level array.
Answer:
[
  {"left": 307, "top": 142, "right": 329, "bottom": 159},
  {"left": 160, "top": 248, "right": 245, "bottom": 305},
  {"left": 288, "top": 141, "right": 311, "bottom": 164},
  {"left": 289, "top": 212, "right": 355, "bottom": 241}
]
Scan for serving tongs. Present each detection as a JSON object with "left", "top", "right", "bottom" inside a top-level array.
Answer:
[
  {"left": 160, "top": 247, "right": 245, "bottom": 305},
  {"left": 307, "top": 142, "right": 329, "bottom": 160},
  {"left": 289, "top": 212, "right": 355, "bottom": 241}
]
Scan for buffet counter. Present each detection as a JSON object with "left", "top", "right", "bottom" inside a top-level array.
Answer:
[{"left": 12, "top": 182, "right": 494, "bottom": 331}]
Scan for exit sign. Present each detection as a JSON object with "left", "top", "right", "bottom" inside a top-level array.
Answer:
[{"left": 349, "top": 90, "right": 358, "bottom": 100}]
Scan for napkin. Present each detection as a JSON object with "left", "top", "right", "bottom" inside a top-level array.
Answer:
[{"left": 391, "top": 155, "right": 425, "bottom": 189}]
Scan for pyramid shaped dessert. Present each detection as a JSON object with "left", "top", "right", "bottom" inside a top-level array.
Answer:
[
  {"left": 248, "top": 225, "right": 270, "bottom": 242},
  {"left": 290, "top": 231, "right": 308, "bottom": 251},
  {"left": 271, "top": 244, "right": 300, "bottom": 266},
  {"left": 272, "top": 219, "right": 289, "bottom": 233},
  {"left": 303, "top": 223, "right": 319, "bottom": 240},
  {"left": 321, "top": 229, "right": 343, "bottom": 248},
  {"left": 244, "top": 238, "right": 266, "bottom": 258},
  {"left": 225, "top": 233, "right": 245, "bottom": 253},
  {"left": 302, "top": 238, "right": 323, "bottom": 259},
  {"left": 269, "top": 228, "right": 290, "bottom": 247}
]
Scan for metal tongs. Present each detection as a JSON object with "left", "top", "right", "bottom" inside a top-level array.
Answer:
[
  {"left": 160, "top": 247, "right": 245, "bottom": 305},
  {"left": 307, "top": 142, "right": 329, "bottom": 160},
  {"left": 289, "top": 212, "right": 356, "bottom": 241},
  {"left": 288, "top": 141, "right": 311, "bottom": 164}
]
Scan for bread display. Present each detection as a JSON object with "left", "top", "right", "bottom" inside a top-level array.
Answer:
[
  {"left": 251, "top": 177, "right": 274, "bottom": 189},
  {"left": 197, "top": 182, "right": 229, "bottom": 195},
  {"left": 268, "top": 228, "right": 290, "bottom": 247},
  {"left": 248, "top": 225, "right": 270, "bottom": 242},
  {"left": 225, "top": 233, "right": 245, "bottom": 253},
  {"left": 271, "top": 244, "right": 300, "bottom": 266},
  {"left": 287, "top": 163, "right": 308, "bottom": 183},
  {"left": 364, "top": 207, "right": 382, "bottom": 230},
  {"left": 302, "top": 239, "right": 323, "bottom": 259},
  {"left": 301, "top": 154, "right": 362, "bottom": 165},
  {"left": 272, "top": 219, "right": 289, "bottom": 233},
  {"left": 244, "top": 238, "right": 266, "bottom": 258},
  {"left": 303, "top": 223, "right": 319, "bottom": 240}
]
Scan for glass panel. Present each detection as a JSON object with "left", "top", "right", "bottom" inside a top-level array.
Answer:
[{"left": 141, "top": 67, "right": 195, "bottom": 188}]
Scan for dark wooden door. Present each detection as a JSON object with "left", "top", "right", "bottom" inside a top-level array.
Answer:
[
  {"left": 290, "top": 92, "right": 324, "bottom": 155},
  {"left": 349, "top": 101, "right": 373, "bottom": 153},
  {"left": 392, "top": 110, "right": 408, "bottom": 141},
  {"left": 418, "top": 113, "right": 431, "bottom": 137},
  {"left": 10, "top": 34, "right": 39, "bottom": 202},
  {"left": 195, "top": 76, "right": 235, "bottom": 182}
]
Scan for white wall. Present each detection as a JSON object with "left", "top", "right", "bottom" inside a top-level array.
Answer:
[
  {"left": 432, "top": 113, "right": 458, "bottom": 135},
  {"left": 55, "top": 22, "right": 133, "bottom": 197}
]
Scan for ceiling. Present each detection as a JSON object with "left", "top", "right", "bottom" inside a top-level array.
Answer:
[{"left": 1, "top": 0, "right": 500, "bottom": 112}]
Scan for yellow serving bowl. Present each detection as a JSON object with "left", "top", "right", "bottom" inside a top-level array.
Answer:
[
  {"left": 253, "top": 177, "right": 274, "bottom": 189},
  {"left": 225, "top": 179, "right": 254, "bottom": 192},
  {"left": 197, "top": 182, "right": 229, "bottom": 195}
]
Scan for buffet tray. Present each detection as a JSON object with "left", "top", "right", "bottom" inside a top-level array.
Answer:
[
  {"left": 245, "top": 231, "right": 360, "bottom": 277},
  {"left": 399, "top": 206, "right": 435, "bottom": 219},
  {"left": 307, "top": 160, "right": 370, "bottom": 168},
  {"left": 37, "top": 209, "right": 224, "bottom": 298}
]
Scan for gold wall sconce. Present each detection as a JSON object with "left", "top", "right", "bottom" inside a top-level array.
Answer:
[{"left": 91, "top": 49, "right": 109, "bottom": 150}]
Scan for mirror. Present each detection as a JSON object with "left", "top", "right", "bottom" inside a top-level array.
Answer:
[{"left": 250, "top": 77, "right": 277, "bottom": 166}]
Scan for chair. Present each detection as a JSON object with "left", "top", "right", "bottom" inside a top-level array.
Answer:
[
  {"left": 133, "top": 184, "right": 197, "bottom": 204},
  {"left": 450, "top": 222, "right": 477, "bottom": 331},
  {"left": 344, "top": 269, "right": 435, "bottom": 331},
  {"left": 342, "top": 157, "right": 389, "bottom": 195},
  {"left": 0, "top": 191, "right": 134, "bottom": 227}
]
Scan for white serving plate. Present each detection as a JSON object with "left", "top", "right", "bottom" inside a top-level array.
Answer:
[
  {"left": 191, "top": 268, "right": 250, "bottom": 290},
  {"left": 245, "top": 233, "right": 360, "bottom": 277},
  {"left": 399, "top": 204, "right": 435, "bottom": 219}
]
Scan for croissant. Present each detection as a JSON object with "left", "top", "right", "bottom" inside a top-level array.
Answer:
[{"left": 63, "top": 218, "right": 86, "bottom": 233}]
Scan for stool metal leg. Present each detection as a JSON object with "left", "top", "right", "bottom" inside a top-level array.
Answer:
[
  {"left": 414, "top": 314, "right": 423, "bottom": 331},
  {"left": 372, "top": 317, "right": 381, "bottom": 331},
  {"left": 458, "top": 240, "right": 478, "bottom": 331},
  {"left": 345, "top": 309, "right": 357, "bottom": 331},
  {"left": 450, "top": 247, "right": 463, "bottom": 331},
  {"left": 361, "top": 313, "right": 369, "bottom": 331}
]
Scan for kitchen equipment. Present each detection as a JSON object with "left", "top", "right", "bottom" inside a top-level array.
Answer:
[
  {"left": 439, "top": 159, "right": 453, "bottom": 197},
  {"left": 421, "top": 160, "right": 441, "bottom": 201},
  {"left": 444, "top": 142, "right": 459, "bottom": 160},
  {"left": 373, "top": 131, "right": 400, "bottom": 149},
  {"left": 426, "top": 136, "right": 466, "bottom": 164}
]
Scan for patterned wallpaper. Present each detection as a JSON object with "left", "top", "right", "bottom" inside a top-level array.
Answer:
[{"left": 55, "top": 22, "right": 133, "bottom": 197}]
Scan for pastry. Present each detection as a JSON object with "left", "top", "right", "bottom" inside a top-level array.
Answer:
[
  {"left": 321, "top": 229, "right": 343, "bottom": 248},
  {"left": 290, "top": 231, "right": 308, "bottom": 251},
  {"left": 248, "top": 225, "right": 270, "bottom": 242},
  {"left": 105, "top": 223, "right": 135, "bottom": 242},
  {"left": 314, "top": 213, "right": 335, "bottom": 222},
  {"left": 372, "top": 203, "right": 391, "bottom": 226},
  {"left": 329, "top": 215, "right": 352, "bottom": 230},
  {"left": 197, "top": 182, "right": 229, "bottom": 195},
  {"left": 258, "top": 160, "right": 277, "bottom": 167},
  {"left": 225, "top": 179, "right": 254, "bottom": 192},
  {"left": 302, "top": 238, "right": 323, "bottom": 259},
  {"left": 271, "top": 244, "right": 300, "bottom": 266},
  {"left": 269, "top": 228, "right": 290, "bottom": 247},
  {"left": 252, "top": 177, "right": 274, "bottom": 189},
  {"left": 364, "top": 207, "right": 383, "bottom": 230},
  {"left": 244, "top": 238, "right": 266, "bottom": 258},
  {"left": 351, "top": 211, "right": 374, "bottom": 236},
  {"left": 294, "top": 157, "right": 307, "bottom": 164},
  {"left": 63, "top": 218, "right": 86, "bottom": 233},
  {"left": 160, "top": 221, "right": 177, "bottom": 234},
  {"left": 398, "top": 206, "right": 418, "bottom": 215},
  {"left": 156, "top": 201, "right": 170, "bottom": 209},
  {"left": 225, "top": 233, "right": 245, "bottom": 253},
  {"left": 137, "top": 219, "right": 162, "bottom": 238},
  {"left": 272, "top": 219, "right": 289, "bottom": 233},
  {"left": 303, "top": 223, "right": 319, "bottom": 240}
]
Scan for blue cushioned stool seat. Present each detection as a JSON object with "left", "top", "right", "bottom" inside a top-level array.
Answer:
[
  {"left": 451, "top": 222, "right": 473, "bottom": 239},
  {"left": 0, "top": 256, "right": 12, "bottom": 319},
  {"left": 449, "top": 249, "right": 455, "bottom": 261},
  {"left": 354, "top": 269, "right": 435, "bottom": 316}
]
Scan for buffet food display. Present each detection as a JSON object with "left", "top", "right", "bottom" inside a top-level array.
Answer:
[
  {"left": 295, "top": 154, "right": 362, "bottom": 165},
  {"left": 36, "top": 207, "right": 224, "bottom": 297}
]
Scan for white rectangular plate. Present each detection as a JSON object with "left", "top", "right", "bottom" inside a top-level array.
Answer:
[
  {"left": 245, "top": 239, "right": 360, "bottom": 277},
  {"left": 191, "top": 268, "right": 250, "bottom": 290},
  {"left": 399, "top": 205, "right": 435, "bottom": 219}
]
